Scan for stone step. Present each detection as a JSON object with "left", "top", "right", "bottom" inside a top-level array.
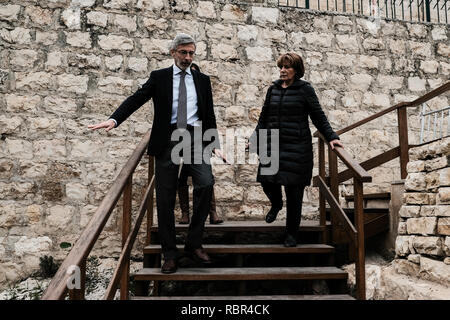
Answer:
[
  {"left": 143, "top": 243, "right": 335, "bottom": 255},
  {"left": 132, "top": 266, "right": 348, "bottom": 281},
  {"left": 131, "top": 294, "right": 355, "bottom": 300},
  {"left": 150, "top": 220, "right": 330, "bottom": 233}
]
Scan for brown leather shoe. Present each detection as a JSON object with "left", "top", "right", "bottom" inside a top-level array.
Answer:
[
  {"left": 161, "top": 259, "right": 177, "bottom": 274},
  {"left": 190, "top": 248, "right": 212, "bottom": 264}
]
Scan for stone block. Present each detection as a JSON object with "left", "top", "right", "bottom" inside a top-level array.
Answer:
[
  {"left": 395, "top": 235, "right": 413, "bottom": 256},
  {"left": 412, "top": 236, "right": 443, "bottom": 256},
  {"left": 405, "top": 172, "right": 427, "bottom": 191},
  {"left": 112, "top": 14, "right": 137, "bottom": 32},
  {"left": 127, "top": 57, "right": 148, "bottom": 72},
  {"left": 251, "top": 6, "right": 278, "bottom": 24},
  {"left": 99, "top": 35, "right": 134, "bottom": 51},
  {"left": 445, "top": 237, "right": 450, "bottom": 256},
  {"left": 61, "top": 7, "right": 81, "bottom": 30},
  {"left": 0, "top": 27, "right": 31, "bottom": 44},
  {"left": 437, "top": 43, "right": 450, "bottom": 57},
  {"left": 15, "top": 72, "right": 53, "bottom": 91},
  {"left": 0, "top": 4, "right": 21, "bottom": 21},
  {"left": 65, "top": 31, "right": 91, "bottom": 48},
  {"left": 409, "top": 41, "right": 432, "bottom": 58},
  {"left": 221, "top": 4, "right": 247, "bottom": 22},
  {"left": 420, "top": 60, "right": 439, "bottom": 74},
  {"left": 419, "top": 256, "right": 450, "bottom": 286},
  {"left": 98, "top": 76, "right": 133, "bottom": 95},
  {"left": 57, "top": 74, "right": 89, "bottom": 94},
  {"left": 406, "top": 217, "right": 437, "bottom": 235},
  {"left": 47, "top": 205, "right": 75, "bottom": 230},
  {"left": 245, "top": 46, "right": 271, "bottom": 62},
  {"left": 197, "top": 1, "right": 216, "bottom": 18},
  {"left": 408, "top": 77, "right": 426, "bottom": 91},
  {"left": 399, "top": 206, "right": 420, "bottom": 218},
  {"left": 439, "top": 187, "right": 450, "bottom": 204},
  {"left": 403, "top": 192, "right": 436, "bottom": 205},
  {"left": 212, "top": 43, "right": 239, "bottom": 61},
  {"left": 438, "top": 218, "right": 450, "bottom": 236},
  {"left": 10, "top": 50, "right": 38, "bottom": 68},
  {"left": 407, "top": 160, "right": 425, "bottom": 173},
  {"left": 25, "top": 6, "right": 53, "bottom": 25},
  {"left": 14, "top": 236, "right": 52, "bottom": 257},
  {"left": 87, "top": 11, "right": 108, "bottom": 27},
  {"left": 431, "top": 26, "right": 447, "bottom": 41}
]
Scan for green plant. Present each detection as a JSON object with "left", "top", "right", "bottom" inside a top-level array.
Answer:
[
  {"left": 85, "top": 256, "right": 102, "bottom": 294},
  {"left": 38, "top": 255, "right": 60, "bottom": 278}
]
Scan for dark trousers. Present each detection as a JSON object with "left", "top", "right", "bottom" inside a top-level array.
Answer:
[
  {"left": 261, "top": 182, "right": 306, "bottom": 236},
  {"left": 155, "top": 128, "right": 214, "bottom": 260}
]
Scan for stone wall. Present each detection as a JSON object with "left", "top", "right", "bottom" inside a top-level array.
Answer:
[
  {"left": 395, "top": 137, "right": 450, "bottom": 287},
  {"left": 0, "top": 0, "right": 449, "bottom": 289}
]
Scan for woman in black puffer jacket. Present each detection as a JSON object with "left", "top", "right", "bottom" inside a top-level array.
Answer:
[{"left": 253, "top": 52, "right": 343, "bottom": 247}]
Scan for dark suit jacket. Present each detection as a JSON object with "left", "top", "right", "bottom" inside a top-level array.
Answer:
[{"left": 109, "top": 66, "right": 220, "bottom": 156}]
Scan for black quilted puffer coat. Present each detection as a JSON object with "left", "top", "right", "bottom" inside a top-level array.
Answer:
[{"left": 254, "top": 79, "right": 339, "bottom": 186}]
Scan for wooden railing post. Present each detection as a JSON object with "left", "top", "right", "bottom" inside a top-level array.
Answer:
[
  {"left": 328, "top": 146, "right": 339, "bottom": 243},
  {"left": 120, "top": 176, "right": 132, "bottom": 300},
  {"left": 353, "top": 177, "right": 366, "bottom": 300},
  {"left": 68, "top": 258, "right": 86, "bottom": 300},
  {"left": 397, "top": 106, "right": 409, "bottom": 179},
  {"left": 146, "top": 156, "right": 155, "bottom": 246},
  {"left": 318, "top": 139, "right": 327, "bottom": 243}
]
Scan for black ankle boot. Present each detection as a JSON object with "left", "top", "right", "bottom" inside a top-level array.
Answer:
[
  {"left": 265, "top": 205, "right": 282, "bottom": 223},
  {"left": 284, "top": 234, "right": 297, "bottom": 247}
]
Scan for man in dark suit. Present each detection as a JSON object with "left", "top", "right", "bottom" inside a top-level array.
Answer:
[{"left": 88, "top": 33, "right": 221, "bottom": 274}]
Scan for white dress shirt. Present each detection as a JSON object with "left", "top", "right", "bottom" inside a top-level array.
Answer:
[
  {"left": 109, "top": 64, "right": 200, "bottom": 127},
  {"left": 171, "top": 64, "right": 199, "bottom": 126}
]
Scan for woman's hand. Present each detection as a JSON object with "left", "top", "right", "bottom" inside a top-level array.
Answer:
[
  {"left": 88, "top": 119, "right": 116, "bottom": 132},
  {"left": 329, "top": 139, "right": 343, "bottom": 150}
]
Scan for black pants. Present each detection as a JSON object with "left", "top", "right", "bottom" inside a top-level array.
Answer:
[
  {"left": 261, "top": 182, "right": 306, "bottom": 237},
  {"left": 155, "top": 128, "right": 214, "bottom": 260}
]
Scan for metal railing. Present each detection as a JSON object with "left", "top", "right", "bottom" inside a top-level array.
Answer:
[
  {"left": 420, "top": 104, "right": 450, "bottom": 143},
  {"left": 279, "top": 0, "right": 450, "bottom": 23}
]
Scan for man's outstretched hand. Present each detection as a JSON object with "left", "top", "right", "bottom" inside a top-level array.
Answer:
[{"left": 88, "top": 119, "right": 116, "bottom": 132}]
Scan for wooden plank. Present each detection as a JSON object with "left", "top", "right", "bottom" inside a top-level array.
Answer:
[
  {"left": 133, "top": 267, "right": 348, "bottom": 281},
  {"left": 143, "top": 244, "right": 335, "bottom": 255},
  {"left": 131, "top": 295, "right": 356, "bottom": 300},
  {"left": 120, "top": 176, "right": 132, "bottom": 300},
  {"left": 344, "top": 192, "right": 391, "bottom": 201},
  {"left": 325, "top": 208, "right": 389, "bottom": 215},
  {"left": 397, "top": 106, "right": 409, "bottom": 179},
  {"left": 150, "top": 220, "right": 330, "bottom": 233},
  {"left": 353, "top": 178, "right": 366, "bottom": 301}
]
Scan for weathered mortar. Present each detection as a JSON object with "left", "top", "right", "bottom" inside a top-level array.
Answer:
[{"left": 0, "top": 0, "right": 448, "bottom": 289}]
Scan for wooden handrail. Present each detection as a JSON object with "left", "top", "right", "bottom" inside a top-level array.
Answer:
[
  {"left": 104, "top": 176, "right": 155, "bottom": 300},
  {"left": 316, "top": 132, "right": 372, "bottom": 182},
  {"left": 41, "top": 130, "right": 151, "bottom": 300}
]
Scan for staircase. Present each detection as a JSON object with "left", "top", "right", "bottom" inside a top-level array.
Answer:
[
  {"left": 130, "top": 220, "right": 355, "bottom": 300},
  {"left": 330, "top": 192, "right": 391, "bottom": 244},
  {"left": 40, "top": 82, "right": 449, "bottom": 301}
]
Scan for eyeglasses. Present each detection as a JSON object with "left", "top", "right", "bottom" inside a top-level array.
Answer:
[{"left": 177, "top": 50, "right": 195, "bottom": 56}]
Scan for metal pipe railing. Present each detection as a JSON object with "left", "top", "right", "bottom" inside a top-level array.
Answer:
[{"left": 278, "top": 0, "right": 450, "bottom": 23}]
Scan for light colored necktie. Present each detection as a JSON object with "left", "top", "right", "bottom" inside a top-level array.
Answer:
[{"left": 177, "top": 70, "right": 187, "bottom": 129}]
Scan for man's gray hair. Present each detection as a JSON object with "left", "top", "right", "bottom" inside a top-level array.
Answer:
[{"left": 170, "top": 33, "right": 196, "bottom": 51}]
